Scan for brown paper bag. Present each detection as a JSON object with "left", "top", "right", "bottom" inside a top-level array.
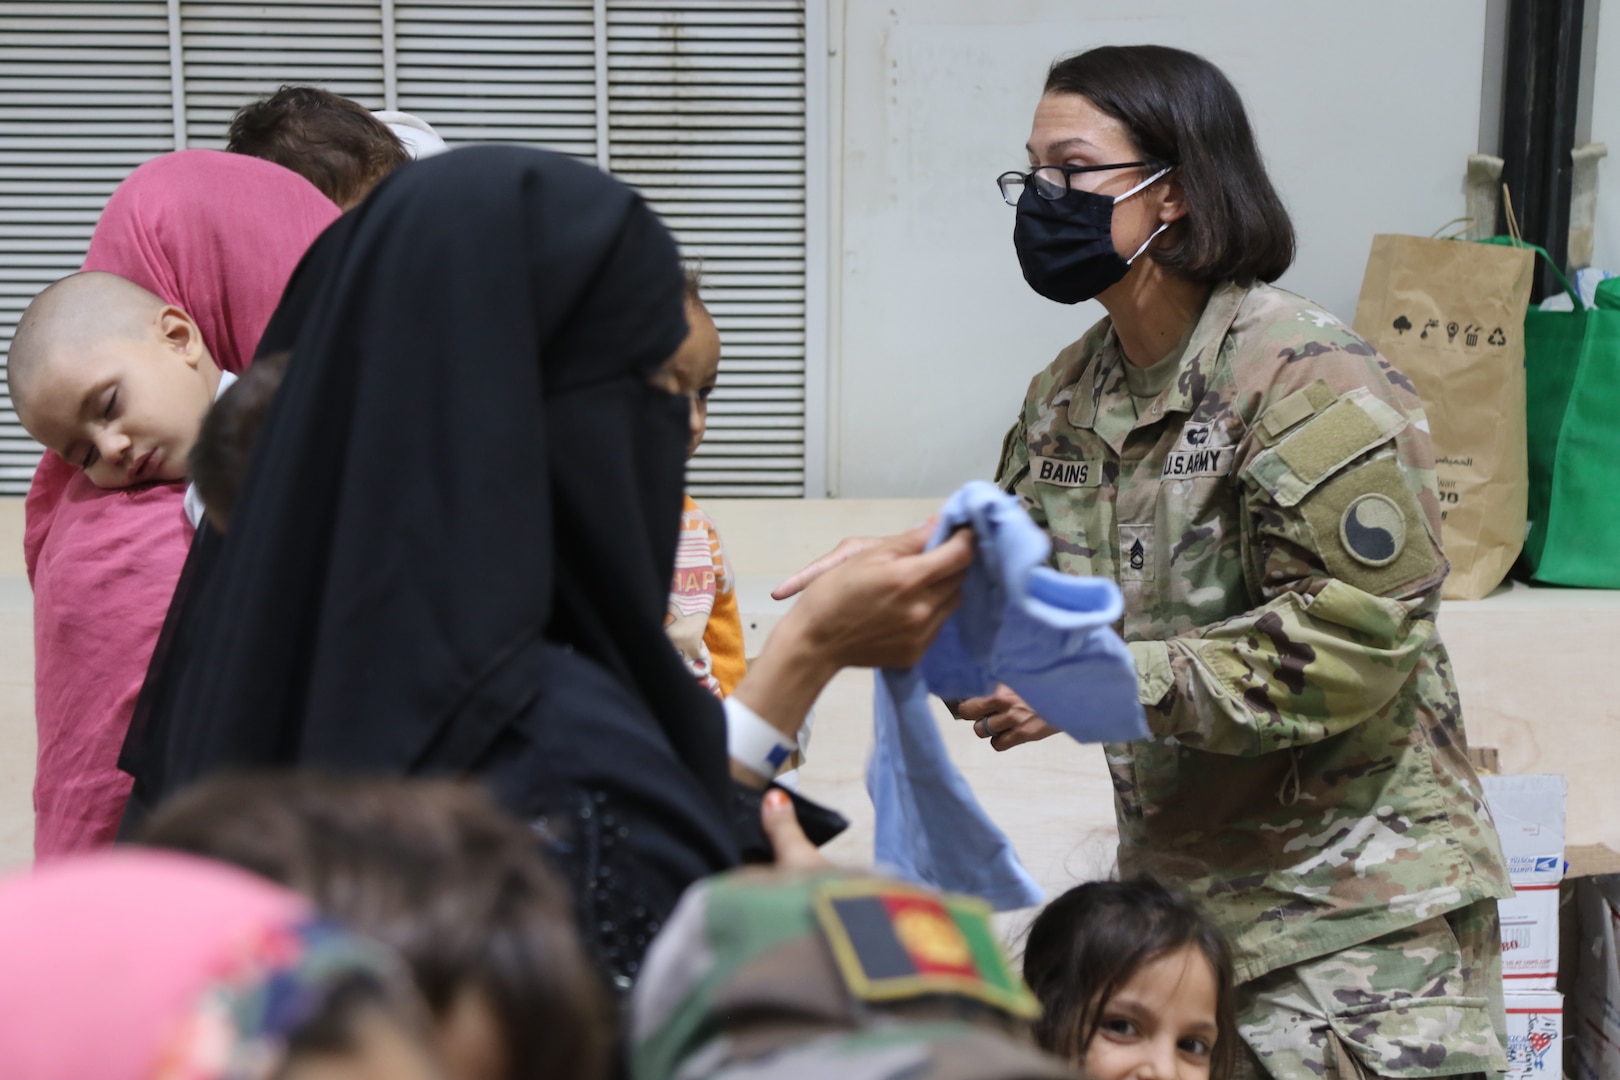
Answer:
[{"left": 1352, "top": 234, "right": 1533, "bottom": 599}]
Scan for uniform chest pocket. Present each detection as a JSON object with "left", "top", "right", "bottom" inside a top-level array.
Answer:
[{"left": 1137, "top": 416, "right": 1246, "bottom": 629}]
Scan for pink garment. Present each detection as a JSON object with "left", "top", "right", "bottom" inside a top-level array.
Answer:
[
  {"left": 25, "top": 150, "right": 339, "bottom": 858},
  {"left": 0, "top": 850, "right": 309, "bottom": 1080}
]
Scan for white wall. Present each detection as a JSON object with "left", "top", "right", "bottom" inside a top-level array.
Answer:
[
  {"left": 1589, "top": 4, "right": 1620, "bottom": 273},
  {"left": 828, "top": 0, "right": 1489, "bottom": 497}
]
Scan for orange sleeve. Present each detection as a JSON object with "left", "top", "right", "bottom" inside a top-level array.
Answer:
[{"left": 704, "top": 587, "right": 748, "bottom": 697}]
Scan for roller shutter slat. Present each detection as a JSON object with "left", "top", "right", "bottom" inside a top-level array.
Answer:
[
  {"left": 0, "top": 0, "right": 811, "bottom": 497},
  {"left": 0, "top": 0, "right": 173, "bottom": 492}
]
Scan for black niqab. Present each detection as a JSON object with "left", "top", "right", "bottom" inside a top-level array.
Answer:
[{"left": 122, "top": 148, "right": 743, "bottom": 963}]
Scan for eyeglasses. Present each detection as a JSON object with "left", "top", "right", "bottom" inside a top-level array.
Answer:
[{"left": 996, "top": 162, "right": 1164, "bottom": 206}]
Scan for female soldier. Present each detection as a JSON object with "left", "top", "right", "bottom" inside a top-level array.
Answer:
[{"left": 958, "top": 45, "right": 1512, "bottom": 1080}]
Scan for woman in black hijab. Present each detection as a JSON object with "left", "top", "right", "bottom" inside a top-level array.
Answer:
[{"left": 121, "top": 145, "right": 971, "bottom": 986}]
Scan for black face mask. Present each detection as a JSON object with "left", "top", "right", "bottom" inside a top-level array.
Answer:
[{"left": 1013, "top": 167, "right": 1172, "bottom": 304}]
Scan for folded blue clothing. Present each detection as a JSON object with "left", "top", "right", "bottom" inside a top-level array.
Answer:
[
  {"left": 867, "top": 481, "right": 1148, "bottom": 911},
  {"left": 918, "top": 481, "right": 1147, "bottom": 744}
]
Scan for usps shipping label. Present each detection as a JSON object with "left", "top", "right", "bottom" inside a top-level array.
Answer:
[
  {"left": 1504, "top": 990, "right": 1562, "bottom": 1080},
  {"left": 1499, "top": 884, "right": 1560, "bottom": 988},
  {"left": 1482, "top": 774, "right": 1566, "bottom": 886}
]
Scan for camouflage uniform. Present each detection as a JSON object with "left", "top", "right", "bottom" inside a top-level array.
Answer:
[
  {"left": 995, "top": 281, "right": 1513, "bottom": 1078},
  {"left": 631, "top": 870, "right": 1072, "bottom": 1080}
]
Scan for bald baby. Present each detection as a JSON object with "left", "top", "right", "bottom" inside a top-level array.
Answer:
[{"left": 10, "top": 272, "right": 222, "bottom": 489}]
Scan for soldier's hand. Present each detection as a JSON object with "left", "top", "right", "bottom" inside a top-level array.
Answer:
[
  {"left": 762, "top": 788, "right": 831, "bottom": 869},
  {"left": 960, "top": 684, "right": 1059, "bottom": 752}
]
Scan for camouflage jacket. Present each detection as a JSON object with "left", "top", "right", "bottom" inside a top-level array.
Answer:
[
  {"left": 996, "top": 280, "right": 1511, "bottom": 984},
  {"left": 631, "top": 871, "right": 1071, "bottom": 1080}
]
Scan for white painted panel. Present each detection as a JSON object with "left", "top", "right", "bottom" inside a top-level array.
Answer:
[
  {"left": 833, "top": 0, "right": 1487, "bottom": 497},
  {"left": 1588, "top": 4, "right": 1620, "bottom": 275}
]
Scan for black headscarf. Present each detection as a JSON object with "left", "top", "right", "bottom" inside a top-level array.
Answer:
[{"left": 122, "top": 148, "right": 741, "bottom": 909}]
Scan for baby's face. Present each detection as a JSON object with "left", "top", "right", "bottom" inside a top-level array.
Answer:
[{"left": 21, "top": 308, "right": 216, "bottom": 489}]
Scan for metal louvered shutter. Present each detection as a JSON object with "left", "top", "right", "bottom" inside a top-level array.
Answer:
[
  {"left": 609, "top": 1, "right": 810, "bottom": 497},
  {"left": 179, "top": 2, "right": 387, "bottom": 146},
  {"left": 395, "top": 1, "right": 598, "bottom": 161},
  {"left": 0, "top": 0, "right": 822, "bottom": 497},
  {"left": 0, "top": 2, "right": 176, "bottom": 493}
]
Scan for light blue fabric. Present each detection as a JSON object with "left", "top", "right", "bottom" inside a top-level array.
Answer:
[
  {"left": 869, "top": 665, "right": 1043, "bottom": 911},
  {"left": 867, "top": 481, "right": 1147, "bottom": 911},
  {"left": 918, "top": 482, "right": 1146, "bottom": 744}
]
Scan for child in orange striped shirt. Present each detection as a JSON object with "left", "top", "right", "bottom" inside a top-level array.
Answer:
[{"left": 664, "top": 270, "right": 747, "bottom": 697}]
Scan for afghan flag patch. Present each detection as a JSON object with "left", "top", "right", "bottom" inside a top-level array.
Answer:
[{"left": 812, "top": 878, "right": 1040, "bottom": 1018}]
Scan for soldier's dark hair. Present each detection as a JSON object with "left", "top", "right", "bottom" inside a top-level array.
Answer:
[
  {"left": 227, "top": 85, "right": 409, "bottom": 210},
  {"left": 1021, "top": 877, "right": 1237, "bottom": 1080},
  {"left": 137, "top": 773, "right": 610, "bottom": 1080},
  {"left": 683, "top": 261, "right": 705, "bottom": 304},
  {"left": 1044, "top": 45, "right": 1295, "bottom": 285}
]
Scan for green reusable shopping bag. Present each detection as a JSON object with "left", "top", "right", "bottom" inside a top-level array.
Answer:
[{"left": 1511, "top": 243, "right": 1620, "bottom": 586}]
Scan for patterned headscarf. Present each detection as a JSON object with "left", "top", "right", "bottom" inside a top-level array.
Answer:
[{"left": 0, "top": 850, "right": 423, "bottom": 1080}]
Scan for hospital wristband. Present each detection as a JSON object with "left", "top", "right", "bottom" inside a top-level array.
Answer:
[{"left": 724, "top": 697, "right": 798, "bottom": 780}]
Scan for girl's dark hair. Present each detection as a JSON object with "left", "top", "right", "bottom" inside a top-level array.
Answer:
[
  {"left": 1043, "top": 45, "right": 1294, "bottom": 285},
  {"left": 1021, "top": 878, "right": 1237, "bottom": 1080},
  {"left": 138, "top": 774, "right": 608, "bottom": 1080}
]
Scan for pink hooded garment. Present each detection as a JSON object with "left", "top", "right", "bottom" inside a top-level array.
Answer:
[
  {"left": 0, "top": 849, "right": 426, "bottom": 1080},
  {"left": 24, "top": 150, "right": 339, "bottom": 858}
]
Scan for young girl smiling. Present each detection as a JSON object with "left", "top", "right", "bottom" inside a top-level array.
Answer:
[{"left": 1023, "top": 879, "right": 1236, "bottom": 1080}]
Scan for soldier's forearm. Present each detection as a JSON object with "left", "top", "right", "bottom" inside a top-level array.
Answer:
[{"left": 1127, "top": 583, "right": 1434, "bottom": 756}]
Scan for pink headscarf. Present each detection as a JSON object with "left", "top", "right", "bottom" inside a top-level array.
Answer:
[
  {"left": 0, "top": 850, "right": 410, "bottom": 1080},
  {"left": 24, "top": 150, "right": 340, "bottom": 858}
]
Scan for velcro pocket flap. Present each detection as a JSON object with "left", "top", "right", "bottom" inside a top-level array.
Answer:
[{"left": 1245, "top": 388, "right": 1408, "bottom": 507}]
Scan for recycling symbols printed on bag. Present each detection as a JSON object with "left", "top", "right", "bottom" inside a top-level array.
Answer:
[
  {"left": 1353, "top": 233, "right": 1534, "bottom": 600},
  {"left": 1390, "top": 312, "right": 1510, "bottom": 350}
]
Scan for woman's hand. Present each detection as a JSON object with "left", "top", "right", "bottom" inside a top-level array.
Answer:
[
  {"left": 958, "top": 684, "right": 1059, "bottom": 751},
  {"left": 770, "top": 536, "right": 884, "bottom": 600},
  {"left": 787, "top": 523, "right": 972, "bottom": 671},
  {"left": 730, "top": 523, "right": 973, "bottom": 767}
]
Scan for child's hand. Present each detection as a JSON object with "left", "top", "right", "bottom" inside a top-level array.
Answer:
[{"left": 761, "top": 789, "right": 831, "bottom": 870}]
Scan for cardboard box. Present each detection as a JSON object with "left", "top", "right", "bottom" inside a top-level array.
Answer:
[
  {"left": 1504, "top": 990, "right": 1563, "bottom": 1080},
  {"left": 1501, "top": 883, "right": 1561, "bottom": 988},
  {"left": 1563, "top": 851, "right": 1620, "bottom": 1080},
  {"left": 1482, "top": 774, "right": 1567, "bottom": 886}
]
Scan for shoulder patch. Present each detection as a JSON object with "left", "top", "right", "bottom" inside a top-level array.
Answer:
[
  {"left": 1302, "top": 455, "right": 1439, "bottom": 595},
  {"left": 813, "top": 879, "right": 1039, "bottom": 1019},
  {"left": 1339, "top": 493, "right": 1406, "bottom": 567}
]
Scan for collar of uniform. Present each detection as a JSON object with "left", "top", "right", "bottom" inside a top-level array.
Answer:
[{"left": 1069, "top": 280, "right": 1251, "bottom": 430}]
